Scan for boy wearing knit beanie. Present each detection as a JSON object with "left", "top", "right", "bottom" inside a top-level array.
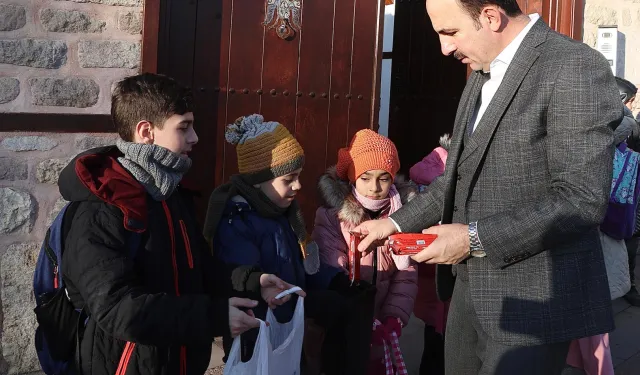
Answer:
[
  {"left": 204, "top": 114, "right": 347, "bottom": 364},
  {"left": 53, "top": 74, "right": 295, "bottom": 375},
  {"left": 312, "top": 129, "right": 418, "bottom": 375}
]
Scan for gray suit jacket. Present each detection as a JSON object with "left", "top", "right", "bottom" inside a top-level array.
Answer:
[{"left": 391, "top": 19, "right": 623, "bottom": 345}]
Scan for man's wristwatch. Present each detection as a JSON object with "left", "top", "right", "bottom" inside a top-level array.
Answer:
[{"left": 468, "top": 221, "right": 487, "bottom": 258}]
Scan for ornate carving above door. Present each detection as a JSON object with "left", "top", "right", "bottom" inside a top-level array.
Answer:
[{"left": 264, "top": 0, "right": 302, "bottom": 40}]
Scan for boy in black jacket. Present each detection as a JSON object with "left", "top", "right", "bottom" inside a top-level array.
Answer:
[{"left": 59, "top": 73, "right": 300, "bottom": 375}]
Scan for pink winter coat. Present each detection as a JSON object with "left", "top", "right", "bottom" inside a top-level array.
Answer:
[
  {"left": 409, "top": 146, "right": 448, "bottom": 186},
  {"left": 311, "top": 167, "right": 419, "bottom": 326}
]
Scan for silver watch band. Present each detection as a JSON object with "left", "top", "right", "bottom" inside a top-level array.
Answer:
[{"left": 469, "top": 221, "right": 486, "bottom": 257}]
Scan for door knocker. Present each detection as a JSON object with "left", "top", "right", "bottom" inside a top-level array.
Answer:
[{"left": 264, "top": 0, "right": 302, "bottom": 40}]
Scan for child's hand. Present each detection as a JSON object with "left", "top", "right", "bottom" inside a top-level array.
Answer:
[
  {"left": 259, "top": 274, "right": 306, "bottom": 309},
  {"left": 383, "top": 316, "right": 403, "bottom": 338},
  {"left": 371, "top": 322, "right": 389, "bottom": 346},
  {"left": 228, "top": 297, "right": 261, "bottom": 337}
]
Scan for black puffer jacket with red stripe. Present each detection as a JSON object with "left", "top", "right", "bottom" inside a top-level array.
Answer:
[{"left": 58, "top": 146, "right": 235, "bottom": 375}]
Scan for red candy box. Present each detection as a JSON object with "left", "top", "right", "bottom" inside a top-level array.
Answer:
[{"left": 388, "top": 233, "right": 438, "bottom": 255}]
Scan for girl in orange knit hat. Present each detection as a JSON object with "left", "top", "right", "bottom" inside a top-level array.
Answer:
[{"left": 312, "top": 129, "right": 419, "bottom": 375}]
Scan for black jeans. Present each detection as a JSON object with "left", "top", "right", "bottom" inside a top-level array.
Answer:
[{"left": 420, "top": 325, "right": 444, "bottom": 375}]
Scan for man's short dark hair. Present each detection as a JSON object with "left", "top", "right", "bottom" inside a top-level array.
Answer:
[
  {"left": 111, "top": 73, "right": 194, "bottom": 141},
  {"left": 458, "top": 0, "right": 522, "bottom": 27}
]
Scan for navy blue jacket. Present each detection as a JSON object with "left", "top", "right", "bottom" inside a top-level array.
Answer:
[{"left": 213, "top": 198, "right": 338, "bottom": 323}]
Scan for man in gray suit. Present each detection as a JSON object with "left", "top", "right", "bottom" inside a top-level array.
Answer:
[{"left": 354, "top": 0, "right": 623, "bottom": 373}]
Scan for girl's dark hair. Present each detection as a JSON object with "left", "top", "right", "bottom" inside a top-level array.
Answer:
[{"left": 111, "top": 73, "right": 194, "bottom": 141}]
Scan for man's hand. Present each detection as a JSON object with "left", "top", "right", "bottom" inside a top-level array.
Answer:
[
  {"left": 259, "top": 274, "right": 306, "bottom": 309},
  {"left": 228, "top": 297, "right": 260, "bottom": 337},
  {"left": 352, "top": 218, "right": 398, "bottom": 253},
  {"left": 410, "top": 224, "right": 470, "bottom": 264}
]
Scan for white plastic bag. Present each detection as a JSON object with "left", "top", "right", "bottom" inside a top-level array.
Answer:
[
  {"left": 223, "top": 296, "right": 305, "bottom": 375},
  {"left": 224, "top": 319, "right": 270, "bottom": 375},
  {"left": 267, "top": 296, "right": 305, "bottom": 375}
]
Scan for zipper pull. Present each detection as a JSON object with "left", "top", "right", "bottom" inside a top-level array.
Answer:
[{"left": 53, "top": 265, "right": 59, "bottom": 289}]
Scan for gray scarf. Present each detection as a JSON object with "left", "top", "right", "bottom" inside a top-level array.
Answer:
[{"left": 116, "top": 138, "right": 192, "bottom": 201}]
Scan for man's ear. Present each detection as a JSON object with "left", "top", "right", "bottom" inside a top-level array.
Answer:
[
  {"left": 135, "top": 120, "right": 154, "bottom": 144},
  {"left": 480, "top": 6, "right": 503, "bottom": 32}
]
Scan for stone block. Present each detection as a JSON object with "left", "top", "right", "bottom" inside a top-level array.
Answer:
[
  {"left": 583, "top": 31, "right": 597, "bottom": 48},
  {"left": 56, "top": 0, "right": 142, "bottom": 6},
  {"left": 0, "top": 39, "right": 67, "bottom": 69},
  {"left": 36, "top": 158, "right": 69, "bottom": 184},
  {"left": 78, "top": 40, "right": 140, "bottom": 68},
  {"left": 40, "top": 8, "right": 106, "bottom": 33},
  {"left": 585, "top": 5, "right": 618, "bottom": 26},
  {"left": 1, "top": 243, "right": 40, "bottom": 374},
  {"left": 623, "top": 8, "right": 632, "bottom": 26},
  {"left": 0, "top": 157, "right": 28, "bottom": 181},
  {"left": 0, "top": 3, "right": 26, "bottom": 31},
  {"left": 2, "top": 136, "right": 58, "bottom": 152},
  {"left": 30, "top": 77, "right": 99, "bottom": 108},
  {"left": 75, "top": 135, "right": 117, "bottom": 151},
  {"left": 118, "top": 11, "right": 142, "bottom": 34},
  {"left": 0, "top": 77, "right": 19, "bottom": 104},
  {"left": 0, "top": 188, "right": 34, "bottom": 234}
]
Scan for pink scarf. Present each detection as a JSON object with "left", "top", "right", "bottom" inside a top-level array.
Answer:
[
  {"left": 352, "top": 184, "right": 412, "bottom": 269},
  {"left": 352, "top": 185, "right": 402, "bottom": 218}
]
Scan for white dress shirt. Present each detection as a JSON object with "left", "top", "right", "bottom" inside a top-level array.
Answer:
[{"left": 469, "top": 13, "right": 540, "bottom": 132}]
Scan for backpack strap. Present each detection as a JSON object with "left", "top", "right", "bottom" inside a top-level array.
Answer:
[{"left": 61, "top": 201, "right": 82, "bottom": 252}]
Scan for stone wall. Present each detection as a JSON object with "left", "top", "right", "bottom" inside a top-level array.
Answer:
[
  {"left": 0, "top": 1, "right": 141, "bottom": 373},
  {"left": 0, "top": 0, "right": 142, "bottom": 114},
  {"left": 583, "top": 0, "right": 640, "bottom": 115},
  {"left": 0, "top": 133, "right": 118, "bottom": 374}
]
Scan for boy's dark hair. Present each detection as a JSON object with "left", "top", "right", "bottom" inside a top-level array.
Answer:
[
  {"left": 458, "top": 0, "right": 522, "bottom": 28},
  {"left": 111, "top": 73, "right": 194, "bottom": 141}
]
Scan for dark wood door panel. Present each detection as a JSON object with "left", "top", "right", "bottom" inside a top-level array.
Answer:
[
  {"left": 388, "top": 0, "right": 467, "bottom": 175},
  {"left": 260, "top": 9, "right": 300, "bottom": 130},
  {"left": 295, "top": 0, "right": 336, "bottom": 227},
  {"left": 157, "top": 0, "right": 198, "bottom": 87},
  {"left": 186, "top": 0, "right": 226, "bottom": 224},
  {"left": 348, "top": 0, "right": 380, "bottom": 142},
  {"left": 326, "top": 0, "right": 358, "bottom": 168},
  {"left": 223, "top": 0, "right": 265, "bottom": 181}
]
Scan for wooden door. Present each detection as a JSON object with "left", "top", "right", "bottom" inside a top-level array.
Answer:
[
  {"left": 156, "top": 0, "right": 385, "bottom": 227},
  {"left": 519, "top": 0, "right": 583, "bottom": 40},
  {"left": 387, "top": 0, "right": 467, "bottom": 176}
]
